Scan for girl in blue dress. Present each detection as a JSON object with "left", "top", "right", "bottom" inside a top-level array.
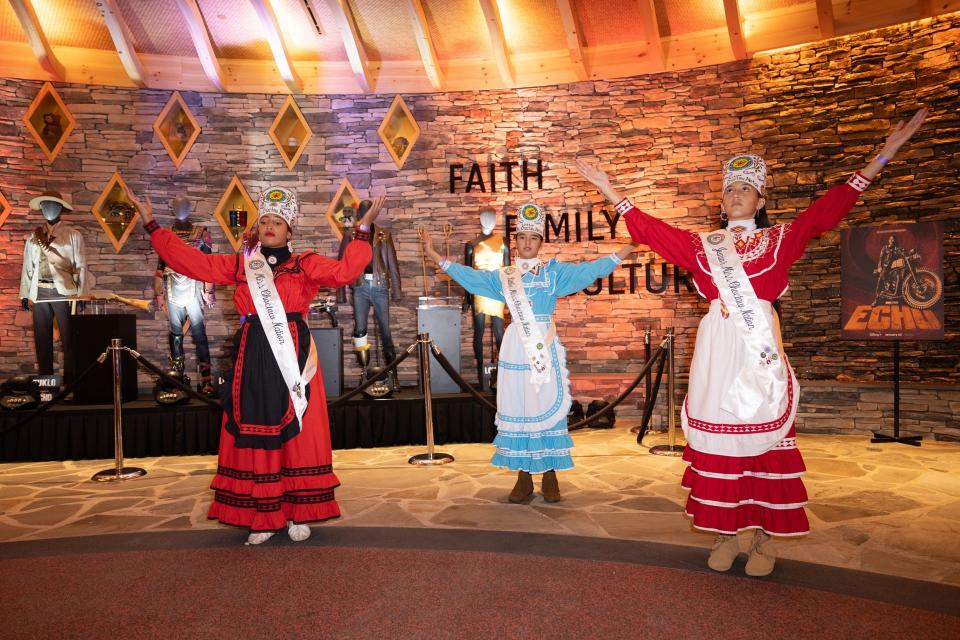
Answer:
[{"left": 422, "top": 203, "right": 635, "bottom": 503}]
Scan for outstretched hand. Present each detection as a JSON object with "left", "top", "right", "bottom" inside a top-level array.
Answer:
[
  {"left": 575, "top": 158, "right": 624, "bottom": 204},
  {"left": 419, "top": 228, "right": 443, "bottom": 265},
  {"left": 359, "top": 195, "right": 386, "bottom": 227},
  {"left": 140, "top": 196, "right": 154, "bottom": 224},
  {"left": 575, "top": 158, "right": 612, "bottom": 191},
  {"left": 880, "top": 108, "right": 928, "bottom": 157}
]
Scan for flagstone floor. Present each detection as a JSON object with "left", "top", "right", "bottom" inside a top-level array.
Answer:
[{"left": 1, "top": 425, "right": 958, "bottom": 586}]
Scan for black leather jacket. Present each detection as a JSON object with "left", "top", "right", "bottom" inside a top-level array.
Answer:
[{"left": 336, "top": 224, "right": 402, "bottom": 302}]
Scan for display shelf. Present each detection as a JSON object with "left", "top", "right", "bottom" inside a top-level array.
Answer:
[
  {"left": 213, "top": 175, "right": 258, "bottom": 252},
  {"left": 23, "top": 82, "right": 76, "bottom": 163},
  {"left": 153, "top": 91, "right": 201, "bottom": 169},
  {"left": 324, "top": 177, "right": 360, "bottom": 240},
  {"left": 91, "top": 172, "right": 141, "bottom": 253},
  {"left": 268, "top": 95, "right": 313, "bottom": 170},
  {"left": 0, "top": 189, "right": 11, "bottom": 228},
  {"left": 377, "top": 95, "right": 420, "bottom": 169}
]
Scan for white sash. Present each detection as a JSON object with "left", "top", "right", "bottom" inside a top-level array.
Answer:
[
  {"left": 699, "top": 230, "right": 788, "bottom": 421},
  {"left": 499, "top": 261, "right": 553, "bottom": 388},
  {"left": 244, "top": 247, "right": 309, "bottom": 426}
]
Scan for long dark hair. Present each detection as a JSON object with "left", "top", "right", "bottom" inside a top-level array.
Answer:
[{"left": 720, "top": 205, "right": 782, "bottom": 319}]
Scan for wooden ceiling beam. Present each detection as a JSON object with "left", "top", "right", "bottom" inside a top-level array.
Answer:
[
  {"left": 405, "top": 0, "right": 443, "bottom": 90},
  {"left": 816, "top": 0, "right": 835, "bottom": 38},
  {"left": 173, "top": 0, "right": 226, "bottom": 91},
  {"left": 635, "top": 0, "right": 664, "bottom": 70},
  {"left": 8, "top": 0, "right": 64, "bottom": 80},
  {"left": 477, "top": 0, "right": 513, "bottom": 86},
  {"left": 249, "top": 0, "right": 303, "bottom": 93},
  {"left": 556, "top": 0, "right": 588, "bottom": 81},
  {"left": 95, "top": 0, "right": 147, "bottom": 87},
  {"left": 723, "top": 0, "right": 749, "bottom": 60},
  {"left": 321, "top": 0, "right": 372, "bottom": 93}
]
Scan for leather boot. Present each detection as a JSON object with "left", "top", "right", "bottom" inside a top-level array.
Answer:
[
  {"left": 541, "top": 470, "right": 561, "bottom": 503},
  {"left": 198, "top": 362, "right": 215, "bottom": 396},
  {"left": 508, "top": 471, "right": 533, "bottom": 503},
  {"left": 707, "top": 534, "right": 740, "bottom": 572},
  {"left": 745, "top": 530, "right": 776, "bottom": 577}
]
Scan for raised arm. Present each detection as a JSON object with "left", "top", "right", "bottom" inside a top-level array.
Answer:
[
  {"left": 422, "top": 229, "right": 503, "bottom": 301},
  {"left": 784, "top": 108, "right": 928, "bottom": 264},
  {"left": 140, "top": 198, "right": 241, "bottom": 285},
  {"left": 576, "top": 158, "right": 701, "bottom": 272},
  {"left": 552, "top": 250, "right": 629, "bottom": 297},
  {"left": 302, "top": 240, "right": 373, "bottom": 288}
]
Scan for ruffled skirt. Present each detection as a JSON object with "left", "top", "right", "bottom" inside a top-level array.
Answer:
[
  {"left": 492, "top": 320, "right": 574, "bottom": 473},
  {"left": 680, "top": 300, "right": 809, "bottom": 536}
]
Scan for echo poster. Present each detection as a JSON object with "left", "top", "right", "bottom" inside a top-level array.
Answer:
[{"left": 840, "top": 221, "right": 944, "bottom": 340}]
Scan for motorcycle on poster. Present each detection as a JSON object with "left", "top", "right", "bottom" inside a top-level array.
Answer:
[{"left": 840, "top": 222, "right": 944, "bottom": 340}]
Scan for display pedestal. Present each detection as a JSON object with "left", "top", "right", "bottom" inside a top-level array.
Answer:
[
  {"left": 417, "top": 297, "right": 461, "bottom": 393},
  {"left": 70, "top": 314, "right": 138, "bottom": 404}
]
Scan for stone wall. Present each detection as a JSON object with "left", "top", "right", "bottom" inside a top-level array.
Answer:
[{"left": 0, "top": 15, "right": 957, "bottom": 419}]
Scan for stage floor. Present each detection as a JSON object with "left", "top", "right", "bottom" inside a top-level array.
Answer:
[{"left": 0, "top": 425, "right": 957, "bottom": 587}]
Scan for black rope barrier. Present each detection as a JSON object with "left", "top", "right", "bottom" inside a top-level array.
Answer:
[
  {"left": 328, "top": 344, "right": 416, "bottom": 409},
  {"left": 568, "top": 344, "right": 668, "bottom": 431},
  {"left": 428, "top": 343, "right": 498, "bottom": 412},
  {"left": 125, "top": 349, "right": 222, "bottom": 409},
  {"left": 2, "top": 358, "right": 104, "bottom": 434},
  {"left": 637, "top": 344, "right": 669, "bottom": 445}
]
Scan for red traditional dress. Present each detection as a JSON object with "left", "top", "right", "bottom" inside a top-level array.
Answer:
[
  {"left": 148, "top": 224, "right": 372, "bottom": 532},
  {"left": 617, "top": 173, "right": 870, "bottom": 536}
]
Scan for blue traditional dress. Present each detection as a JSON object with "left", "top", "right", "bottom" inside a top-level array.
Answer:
[{"left": 443, "top": 253, "right": 623, "bottom": 473}]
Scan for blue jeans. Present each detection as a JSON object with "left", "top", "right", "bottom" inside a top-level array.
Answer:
[
  {"left": 168, "top": 294, "right": 211, "bottom": 365},
  {"left": 352, "top": 281, "right": 396, "bottom": 360}
]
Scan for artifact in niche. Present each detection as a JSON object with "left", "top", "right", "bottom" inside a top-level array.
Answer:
[
  {"left": 228, "top": 208, "right": 247, "bottom": 229},
  {"left": 169, "top": 119, "right": 189, "bottom": 145},
  {"left": 41, "top": 112, "right": 63, "bottom": 148},
  {"left": 106, "top": 201, "right": 136, "bottom": 229},
  {"left": 391, "top": 136, "right": 409, "bottom": 159},
  {"left": 286, "top": 136, "right": 299, "bottom": 154}
]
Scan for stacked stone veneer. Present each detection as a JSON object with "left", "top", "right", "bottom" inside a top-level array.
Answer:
[{"left": 0, "top": 15, "right": 956, "bottom": 438}]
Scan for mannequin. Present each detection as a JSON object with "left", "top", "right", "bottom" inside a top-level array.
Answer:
[
  {"left": 153, "top": 196, "right": 216, "bottom": 395},
  {"left": 337, "top": 200, "right": 402, "bottom": 389},
  {"left": 463, "top": 208, "right": 509, "bottom": 390},
  {"left": 19, "top": 191, "right": 89, "bottom": 384}
]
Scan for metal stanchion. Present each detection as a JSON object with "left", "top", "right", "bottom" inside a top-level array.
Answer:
[
  {"left": 649, "top": 328, "right": 685, "bottom": 456},
  {"left": 630, "top": 328, "right": 652, "bottom": 434},
  {"left": 92, "top": 339, "right": 147, "bottom": 482},
  {"left": 409, "top": 333, "right": 454, "bottom": 466}
]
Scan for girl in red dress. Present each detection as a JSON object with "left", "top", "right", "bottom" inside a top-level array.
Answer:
[
  {"left": 141, "top": 187, "right": 383, "bottom": 545},
  {"left": 576, "top": 108, "right": 926, "bottom": 575}
]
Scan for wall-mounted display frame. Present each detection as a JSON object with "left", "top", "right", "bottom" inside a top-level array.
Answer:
[
  {"left": 0, "top": 189, "right": 11, "bottom": 228},
  {"left": 92, "top": 172, "right": 141, "bottom": 252},
  {"left": 213, "top": 175, "right": 258, "bottom": 252},
  {"left": 377, "top": 95, "right": 420, "bottom": 169},
  {"left": 153, "top": 91, "right": 201, "bottom": 169},
  {"left": 23, "top": 82, "right": 76, "bottom": 163},
  {"left": 325, "top": 177, "right": 360, "bottom": 240},
  {"left": 268, "top": 95, "right": 313, "bottom": 170}
]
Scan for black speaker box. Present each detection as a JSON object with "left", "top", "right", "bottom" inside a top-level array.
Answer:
[
  {"left": 70, "top": 314, "right": 138, "bottom": 404},
  {"left": 310, "top": 327, "right": 343, "bottom": 399}
]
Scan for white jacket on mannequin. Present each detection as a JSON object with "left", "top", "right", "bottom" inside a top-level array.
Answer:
[{"left": 19, "top": 222, "right": 90, "bottom": 302}]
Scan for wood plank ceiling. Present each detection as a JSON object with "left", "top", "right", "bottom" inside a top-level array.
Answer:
[{"left": 0, "top": 0, "right": 956, "bottom": 94}]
